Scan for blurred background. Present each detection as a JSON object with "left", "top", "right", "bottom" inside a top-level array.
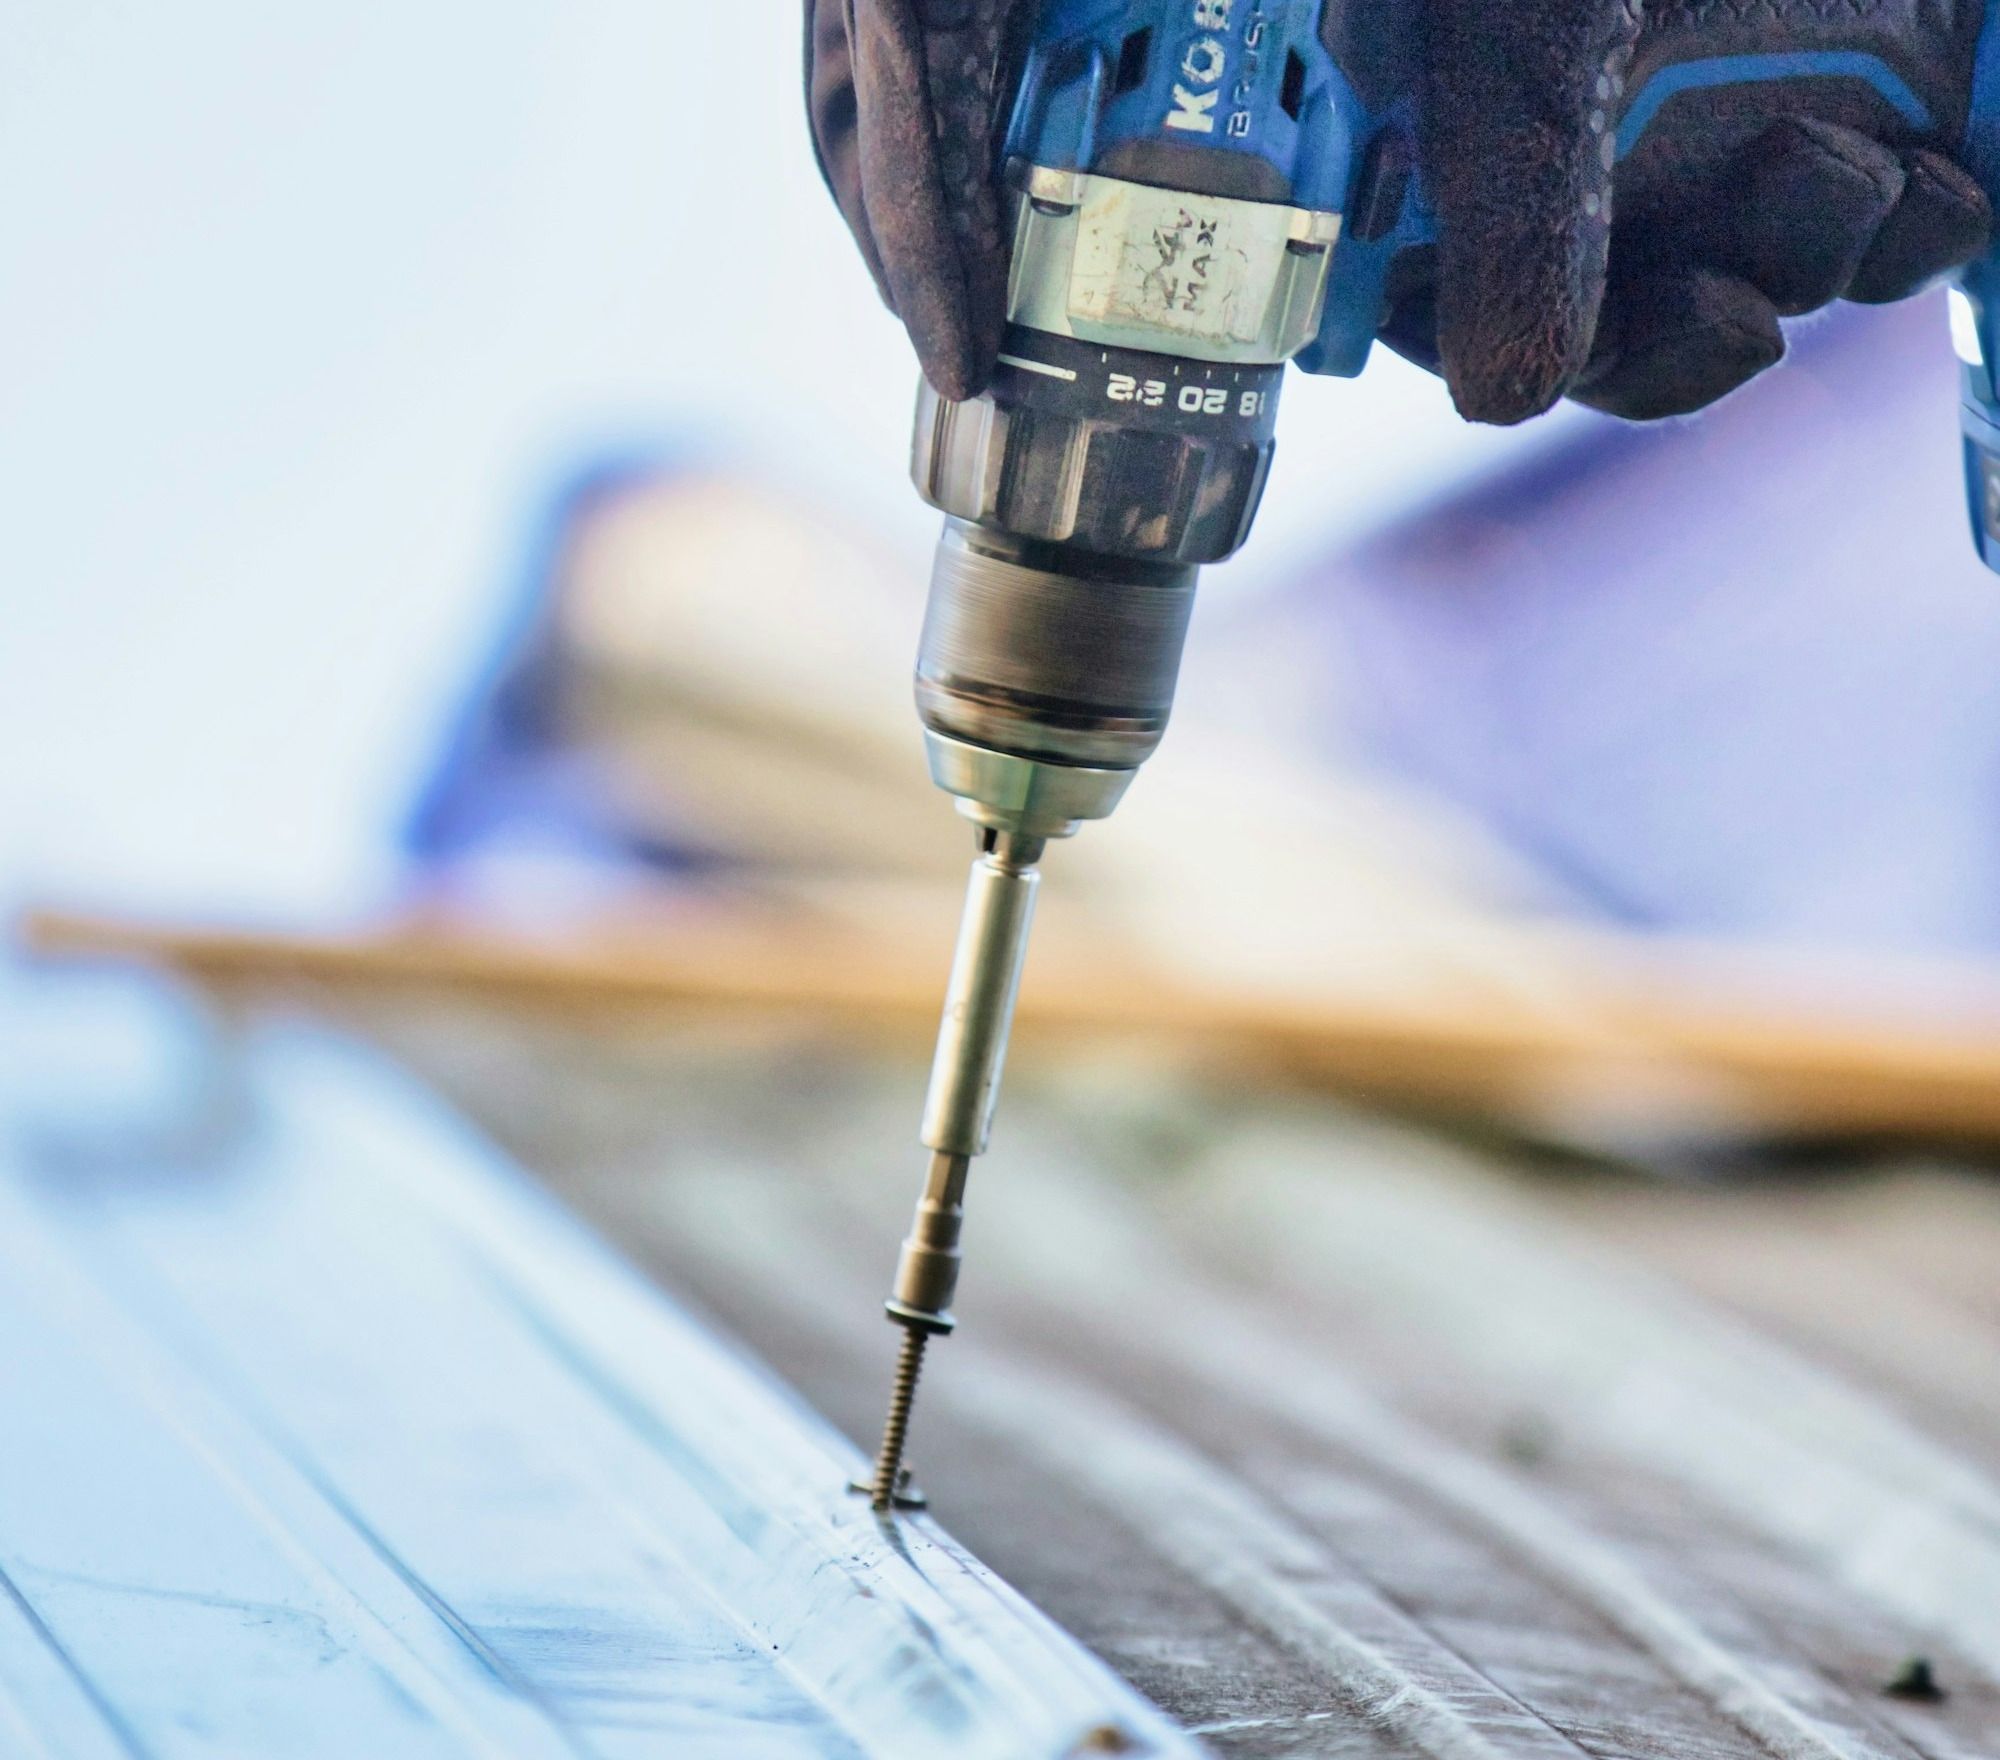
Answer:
[
  {"left": 1, "top": 1, "right": 1527, "bottom": 920},
  {"left": 15, "top": 2, "right": 2000, "bottom": 1146},
  {"left": 13, "top": 8, "right": 2000, "bottom": 1753}
]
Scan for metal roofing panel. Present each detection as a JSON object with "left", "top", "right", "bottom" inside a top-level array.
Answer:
[{"left": 0, "top": 1004, "right": 1195, "bottom": 1760}]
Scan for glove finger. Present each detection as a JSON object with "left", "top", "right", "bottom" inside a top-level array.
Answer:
[
  {"left": 1573, "top": 269, "right": 1783, "bottom": 421},
  {"left": 848, "top": 0, "right": 986, "bottom": 399},
  {"left": 1716, "top": 117, "right": 1903, "bottom": 315},
  {"left": 1849, "top": 148, "right": 1993, "bottom": 304},
  {"left": 850, "top": 0, "right": 1029, "bottom": 401},
  {"left": 1376, "top": 245, "right": 1443, "bottom": 377},
  {"left": 1423, "top": 0, "right": 1642, "bottom": 426},
  {"left": 805, "top": 0, "right": 895, "bottom": 309}
]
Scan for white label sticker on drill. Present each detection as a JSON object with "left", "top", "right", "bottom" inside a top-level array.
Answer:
[{"left": 1066, "top": 180, "right": 1290, "bottom": 351}]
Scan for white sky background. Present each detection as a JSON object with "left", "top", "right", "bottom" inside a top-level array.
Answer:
[{"left": 0, "top": 4, "right": 1562, "bottom": 918}]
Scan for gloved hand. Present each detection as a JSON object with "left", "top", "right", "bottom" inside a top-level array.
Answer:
[
  {"left": 1552, "top": 0, "right": 1992, "bottom": 420},
  {"left": 1366, "top": 0, "right": 1991, "bottom": 419},
  {"left": 805, "top": 0, "right": 1992, "bottom": 424}
]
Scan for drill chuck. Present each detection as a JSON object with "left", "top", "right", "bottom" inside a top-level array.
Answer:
[
  {"left": 909, "top": 321, "right": 1284, "bottom": 833},
  {"left": 916, "top": 520, "right": 1196, "bottom": 772},
  {"left": 912, "top": 328, "right": 1283, "bottom": 566}
]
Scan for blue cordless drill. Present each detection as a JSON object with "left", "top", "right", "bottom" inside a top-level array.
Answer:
[{"left": 865, "top": 0, "right": 2000, "bottom": 1509}]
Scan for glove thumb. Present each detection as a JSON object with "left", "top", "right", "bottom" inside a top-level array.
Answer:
[{"left": 1424, "top": 0, "right": 1642, "bottom": 424}]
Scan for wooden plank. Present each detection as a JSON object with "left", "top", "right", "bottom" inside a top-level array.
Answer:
[
  {"left": 0, "top": 1001, "right": 1199, "bottom": 1760},
  {"left": 35, "top": 903, "right": 2000, "bottom": 1142}
]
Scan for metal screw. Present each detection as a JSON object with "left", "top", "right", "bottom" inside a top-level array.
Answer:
[
  {"left": 1884, "top": 1655, "right": 1946, "bottom": 1703},
  {"left": 870, "top": 1323, "right": 929, "bottom": 1511}
]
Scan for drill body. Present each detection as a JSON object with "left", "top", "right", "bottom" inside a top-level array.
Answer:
[
  {"left": 867, "top": 0, "right": 2000, "bottom": 1508},
  {"left": 909, "top": 0, "right": 1406, "bottom": 852}
]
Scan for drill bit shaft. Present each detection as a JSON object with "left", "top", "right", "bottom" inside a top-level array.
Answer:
[{"left": 865, "top": 830, "right": 1045, "bottom": 1514}]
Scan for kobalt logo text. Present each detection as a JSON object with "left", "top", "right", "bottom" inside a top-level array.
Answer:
[
  {"left": 1164, "top": 0, "right": 1230, "bottom": 133},
  {"left": 1164, "top": 0, "right": 1268, "bottom": 139}
]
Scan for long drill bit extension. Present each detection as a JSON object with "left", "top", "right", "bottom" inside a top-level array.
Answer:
[{"left": 867, "top": 828, "right": 1043, "bottom": 1510}]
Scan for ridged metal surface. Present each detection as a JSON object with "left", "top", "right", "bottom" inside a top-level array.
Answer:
[
  {"left": 374, "top": 1003, "right": 2000, "bottom": 1760},
  {"left": 0, "top": 985, "right": 1201, "bottom": 1760}
]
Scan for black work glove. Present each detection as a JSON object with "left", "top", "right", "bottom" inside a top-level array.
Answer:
[
  {"left": 805, "top": 0, "right": 1035, "bottom": 404},
  {"left": 1572, "top": 120, "right": 1989, "bottom": 418},
  {"left": 1576, "top": 0, "right": 1990, "bottom": 418},
  {"left": 1389, "top": 0, "right": 1992, "bottom": 421}
]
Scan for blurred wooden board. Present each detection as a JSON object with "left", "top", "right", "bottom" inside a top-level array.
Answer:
[
  {"left": 30, "top": 904, "right": 2000, "bottom": 1144},
  {"left": 354, "top": 998, "right": 2000, "bottom": 1760},
  {"left": 0, "top": 985, "right": 1195, "bottom": 1760}
]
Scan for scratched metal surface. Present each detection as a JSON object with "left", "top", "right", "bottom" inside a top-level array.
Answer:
[
  {"left": 360, "top": 1001, "right": 2000, "bottom": 1760},
  {"left": 0, "top": 977, "right": 1198, "bottom": 1760}
]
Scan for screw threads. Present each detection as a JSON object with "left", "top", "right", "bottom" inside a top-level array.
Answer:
[{"left": 870, "top": 1324, "right": 929, "bottom": 1511}]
